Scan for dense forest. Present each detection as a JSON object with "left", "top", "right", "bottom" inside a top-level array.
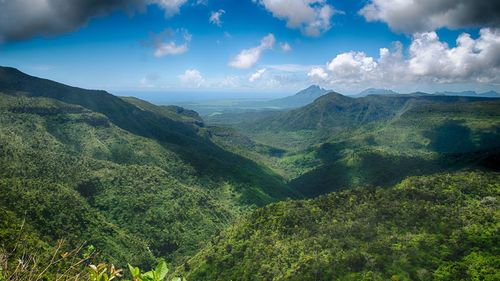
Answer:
[
  {"left": 178, "top": 171, "right": 499, "bottom": 281},
  {"left": 0, "top": 67, "right": 499, "bottom": 280}
]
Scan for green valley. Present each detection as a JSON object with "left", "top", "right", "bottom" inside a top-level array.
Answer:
[
  {"left": 0, "top": 68, "right": 498, "bottom": 281},
  {"left": 0, "top": 67, "right": 297, "bottom": 274}
]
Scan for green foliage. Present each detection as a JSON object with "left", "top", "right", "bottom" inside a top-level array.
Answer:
[
  {"left": 89, "top": 263, "right": 123, "bottom": 281},
  {"left": 0, "top": 69, "right": 296, "bottom": 270},
  {"left": 1, "top": 68, "right": 500, "bottom": 281},
  {"left": 216, "top": 93, "right": 500, "bottom": 197},
  {"left": 179, "top": 172, "right": 500, "bottom": 281},
  {"left": 128, "top": 261, "right": 168, "bottom": 281},
  {"left": 89, "top": 261, "right": 187, "bottom": 281}
]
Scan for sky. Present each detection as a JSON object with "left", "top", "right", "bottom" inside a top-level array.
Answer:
[{"left": 0, "top": 0, "right": 499, "bottom": 99}]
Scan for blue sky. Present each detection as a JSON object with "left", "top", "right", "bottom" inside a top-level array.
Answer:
[{"left": 0, "top": 0, "right": 499, "bottom": 98}]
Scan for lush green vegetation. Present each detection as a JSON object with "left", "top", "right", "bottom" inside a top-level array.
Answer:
[
  {"left": 0, "top": 67, "right": 297, "bottom": 274},
  {"left": 178, "top": 171, "right": 500, "bottom": 281},
  {"left": 211, "top": 92, "right": 500, "bottom": 197},
  {"left": 1, "top": 68, "right": 499, "bottom": 281}
]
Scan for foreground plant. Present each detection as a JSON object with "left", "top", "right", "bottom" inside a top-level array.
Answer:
[
  {"left": 88, "top": 263, "right": 122, "bottom": 281},
  {"left": 89, "top": 261, "right": 185, "bottom": 281}
]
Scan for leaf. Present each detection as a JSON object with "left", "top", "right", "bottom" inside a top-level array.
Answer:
[
  {"left": 128, "top": 264, "right": 140, "bottom": 277},
  {"left": 155, "top": 261, "right": 169, "bottom": 280}
]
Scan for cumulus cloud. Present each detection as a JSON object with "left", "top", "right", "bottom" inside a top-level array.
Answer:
[
  {"left": 254, "top": 0, "right": 340, "bottom": 36},
  {"left": 360, "top": 0, "right": 500, "bottom": 33},
  {"left": 249, "top": 68, "right": 267, "bottom": 82},
  {"left": 229, "top": 34, "right": 275, "bottom": 69},
  {"left": 326, "top": 51, "right": 378, "bottom": 83},
  {"left": 280, "top": 42, "right": 292, "bottom": 52},
  {"left": 209, "top": 9, "right": 225, "bottom": 27},
  {"left": 178, "top": 69, "right": 204, "bottom": 87},
  {"left": 407, "top": 29, "right": 500, "bottom": 82},
  {"left": 310, "top": 28, "right": 500, "bottom": 86},
  {"left": 0, "top": 0, "right": 190, "bottom": 41},
  {"left": 307, "top": 67, "right": 329, "bottom": 81}
]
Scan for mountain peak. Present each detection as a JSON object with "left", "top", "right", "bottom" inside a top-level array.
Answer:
[
  {"left": 294, "top": 85, "right": 326, "bottom": 96},
  {"left": 265, "top": 85, "right": 329, "bottom": 108}
]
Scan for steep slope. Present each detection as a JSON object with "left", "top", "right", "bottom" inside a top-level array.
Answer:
[
  {"left": 120, "top": 96, "right": 204, "bottom": 127},
  {"left": 0, "top": 66, "right": 296, "bottom": 204},
  {"left": 0, "top": 68, "right": 299, "bottom": 268},
  {"left": 178, "top": 171, "right": 500, "bottom": 281},
  {"left": 0, "top": 67, "right": 203, "bottom": 147},
  {"left": 0, "top": 93, "right": 240, "bottom": 266}
]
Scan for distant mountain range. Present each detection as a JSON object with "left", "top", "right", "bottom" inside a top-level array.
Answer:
[
  {"left": 434, "top": 90, "right": 500, "bottom": 98},
  {"left": 351, "top": 88, "right": 399, "bottom": 97},
  {"left": 244, "top": 91, "right": 500, "bottom": 132},
  {"left": 264, "top": 85, "right": 329, "bottom": 108},
  {"left": 351, "top": 88, "right": 500, "bottom": 98},
  {"left": 261, "top": 86, "right": 500, "bottom": 110}
]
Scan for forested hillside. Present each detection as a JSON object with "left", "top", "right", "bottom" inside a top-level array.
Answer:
[
  {"left": 178, "top": 171, "right": 500, "bottom": 281},
  {"left": 0, "top": 69, "right": 499, "bottom": 281},
  {"left": 214, "top": 92, "right": 500, "bottom": 196},
  {"left": 0, "top": 67, "right": 298, "bottom": 272}
]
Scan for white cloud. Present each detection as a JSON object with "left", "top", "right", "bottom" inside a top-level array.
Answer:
[
  {"left": 310, "top": 28, "right": 500, "bottom": 86},
  {"left": 326, "top": 51, "right": 378, "bottom": 83},
  {"left": 254, "top": 0, "right": 340, "bottom": 36},
  {"left": 154, "top": 42, "right": 188, "bottom": 57},
  {"left": 280, "top": 42, "right": 292, "bottom": 52},
  {"left": 229, "top": 33, "right": 276, "bottom": 69},
  {"left": 178, "top": 69, "right": 204, "bottom": 87},
  {"left": 151, "top": 28, "right": 192, "bottom": 57},
  {"left": 359, "top": 0, "right": 500, "bottom": 33},
  {"left": 408, "top": 28, "right": 500, "bottom": 82},
  {"left": 154, "top": 0, "right": 189, "bottom": 17},
  {"left": 249, "top": 68, "right": 267, "bottom": 82},
  {"left": 307, "top": 67, "right": 329, "bottom": 81},
  {"left": 209, "top": 9, "right": 225, "bottom": 27}
]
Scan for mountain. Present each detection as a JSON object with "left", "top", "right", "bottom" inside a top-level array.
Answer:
[
  {"left": 0, "top": 66, "right": 297, "bottom": 202},
  {"left": 434, "top": 90, "right": 500, "bottom": 98},
  {"left": 0, "top": 66, "right": 299, "bottom": 269},
  {"left": 352, "top": 88, "right": 399, "bottom": 97},
  {"left": 244, "top": 91, "right": 499, "bottom": 132},
  {"left": 229, "top": 92, "right": 500, "bottom": 197},
  {"left": 177, "top": 171, "right": 500, "bottom": 281},
  {"left": 264, "top": 85, "right": 329, "bottom": 108},
  {"left": 1, "top": 66, "right": 499, "bottom": 280}
]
